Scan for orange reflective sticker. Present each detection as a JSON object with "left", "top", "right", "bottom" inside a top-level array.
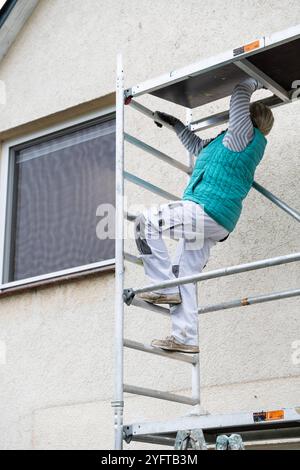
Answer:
[
  {"left": 266, "top": 410, "right": 284, "bottom": 421},
  {"left": 253, "top": 409, "right": 285, "bottom": 422},
  {"left": 244, "top": 40, "right": 260, "bottom": 52}
]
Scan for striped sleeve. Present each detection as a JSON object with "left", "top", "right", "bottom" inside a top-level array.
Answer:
[
  {"left": 223, "top": 77, "right": 260, "bottom": 152},
  {"left": 174, "top": 121, "right": 213, "bottom": 157}
]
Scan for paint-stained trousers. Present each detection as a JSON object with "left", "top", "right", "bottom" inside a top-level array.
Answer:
[{"left": 134, "top": 200, "right": 229, "bottom": 345}]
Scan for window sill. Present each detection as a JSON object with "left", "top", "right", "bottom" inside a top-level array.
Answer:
[{"left": 0, "top": 261, "right": 115, "bottom": 299}]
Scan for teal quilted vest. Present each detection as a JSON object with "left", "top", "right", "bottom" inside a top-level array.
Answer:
[{"left": 183, "top": 128, "right": 267, "bottom": 232}]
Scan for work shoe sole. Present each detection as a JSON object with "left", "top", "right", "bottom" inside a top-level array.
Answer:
[
  {"left": 137, "top": 291, "right": 181, "bottom": 305},
  {"left": 151, "top": 338, "right": 199, "bottom": 354}
]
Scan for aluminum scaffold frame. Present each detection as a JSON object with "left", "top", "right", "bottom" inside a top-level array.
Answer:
[{"left": 113, "top": 24, "right": 300, "bottom": 450}]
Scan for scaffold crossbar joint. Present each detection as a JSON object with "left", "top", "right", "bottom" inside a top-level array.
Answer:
[{"left": 123, "top": 288, "right": 135, "bottom": 305}]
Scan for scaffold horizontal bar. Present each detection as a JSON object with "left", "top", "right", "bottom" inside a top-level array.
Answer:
[
  {"left": 198, "top": 288, "right": 300, "bottom": 314},
  {"left": 125, "top": 133, "right": 190, "bottom": 173},
  {"left": 190, "top": 95, "right": 282, "bottom": 132},
  {"left": 124, "top": 384, "right": 198, "bottom": 405},
  {"left": 124, "top": 171, "right": 179, "bottom": 200},
  {"left": 126, "top": 252, "right": 300, "bottom": 296},
  {"left": 253, "top": 181, "right": 300, "bottom": 222},
  {"left": 128, "top": 434, "right": 300, "bottom": 449},
  {"left": 124, "top": 339, "right": 197, "bottom": 364},
  {"left": 128, "top": 434, "right": 175, "bottom": 447}
]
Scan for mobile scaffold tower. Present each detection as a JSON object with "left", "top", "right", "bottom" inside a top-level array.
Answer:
[{"left": 113, "top": 24, "right": 300, "bottom": 450}]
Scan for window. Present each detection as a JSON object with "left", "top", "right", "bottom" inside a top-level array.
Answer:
[{"left": 0, "top": 111, "right": 115, "bottom": 286}]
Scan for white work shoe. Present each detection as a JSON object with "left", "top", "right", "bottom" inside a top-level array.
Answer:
[
  {"left": 151, "top": 336, "right": 199, "bottom": 354},
  {"left": 137, "top": 291, "right": 182, "bottom": 305}
]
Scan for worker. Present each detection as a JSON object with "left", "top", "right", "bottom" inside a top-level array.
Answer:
[{"left": 134, "top": 78, "right": 274, "bottom": 353}]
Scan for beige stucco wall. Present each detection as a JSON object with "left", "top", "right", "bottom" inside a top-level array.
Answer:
[{"left": 0, "top": 0, "right": 299, "bottom": 449}]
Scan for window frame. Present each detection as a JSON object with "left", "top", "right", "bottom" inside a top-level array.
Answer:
[{"left": 0, "top": 105, "right": 116, "bottom": 290}]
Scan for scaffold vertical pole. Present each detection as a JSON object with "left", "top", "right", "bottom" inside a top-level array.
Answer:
[
  {"left": 186, "top": 108, "right": 201, "bottom": 409},
  {"left": 113, "top": 52, "right": 125, "bottom": 450},
  {"left": 192, "top": 283, "right": 201, "bottom": 407}
]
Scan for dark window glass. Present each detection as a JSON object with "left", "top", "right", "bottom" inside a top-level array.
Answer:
[{"left": 6, "top": 117, "right": 115, "bottom": 282}]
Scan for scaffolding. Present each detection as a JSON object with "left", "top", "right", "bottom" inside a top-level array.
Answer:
[{"left": 113, "top": 24, "right": 300, "bottom": 450}]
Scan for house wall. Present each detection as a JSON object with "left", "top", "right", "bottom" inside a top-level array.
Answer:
[{"left": 0, "top": 0, "right": 299, "bottom": 449}]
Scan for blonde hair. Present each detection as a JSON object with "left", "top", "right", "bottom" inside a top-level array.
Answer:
[{"left": 250, "top": 102, "right": 274, "bottom": 136}]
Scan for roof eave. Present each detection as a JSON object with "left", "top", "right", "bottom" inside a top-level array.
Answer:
[{"left": 0, "top": 0, "right": 40, "bottom": 64}]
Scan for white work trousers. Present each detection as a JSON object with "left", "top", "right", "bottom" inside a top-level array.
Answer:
[{"left": 134, "top": 200, "right": 229, "bottom": 345}]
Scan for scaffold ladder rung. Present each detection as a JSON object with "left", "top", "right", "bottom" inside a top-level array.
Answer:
[
  {"left": 125, "top": 133, "right": 190, "bottom": 174},
  {"left": 124, "top": 252, "right": 142, "bottom": 265},
  {"left": 124, "top": 338, "right": 198, "bottom": 364},
  {"left": 131, "top": 297, "right": 169, "bottom": 316},
  {"left": 124, "top": 384, "right": 199, "bottom": 405},
  {"left": 124, "top": 171, "right": 179, "bottom": 201}
]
